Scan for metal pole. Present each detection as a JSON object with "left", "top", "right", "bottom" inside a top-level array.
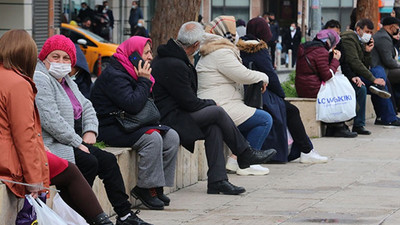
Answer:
[{"left": 310, "top": 0, "right": 321, "bottom": 39}]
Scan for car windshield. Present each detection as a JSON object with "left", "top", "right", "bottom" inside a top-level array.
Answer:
[{"left": 75, "top": 27, "right": 110, "bottom": 43}]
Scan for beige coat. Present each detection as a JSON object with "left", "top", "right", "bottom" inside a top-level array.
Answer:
[{"left": 196, "top": 37, "right": 269, "bottom": 125}]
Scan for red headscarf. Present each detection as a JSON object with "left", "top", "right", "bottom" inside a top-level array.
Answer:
[{"left": 113, "top": 36, "right": 155, "bottom": 89}]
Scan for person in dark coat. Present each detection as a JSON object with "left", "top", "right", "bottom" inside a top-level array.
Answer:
[
  {"left": 77, "top": 2, "right": 95, "bottom": 23},
  {"left": 371, "top": 16, "right": 400, "bottom": 124},
  {"left": 324, "top": 20, "right": 371, "bottom": 135},
  {"left": 296, "top": 29, "right": 358, "bottom": 138},
  {"left": 96, "top": 1, "right": 114, "bottom": 41},
  {"left": 90, "top": 36, "right": 179, "bottom": 212},
  {"left": 151, "top": 21, "right": 277, "bottom": 195},
  {"left": 129, "top": 0, "right": 143, "bottom": 36},
  {"left": 237, "top": 17, "right": 328, "bottom": 164},
  {"left": 283, "top": 22, "right": 302, "bottom": 67},
  {"left": 267, "top": 12, "right": 280, "bottom": 67},
  {"left": 70, "top": 44, "right": 92, "bottom": 99}
]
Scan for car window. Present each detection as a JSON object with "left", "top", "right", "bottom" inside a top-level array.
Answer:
[
  {"left": 61, "top": 27, "right": 97, "bottom": 47},
  {"left": 75, "top": 27, "right": 111, "bottom": 44}
]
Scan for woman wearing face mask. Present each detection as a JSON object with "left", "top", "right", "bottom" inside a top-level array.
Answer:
[
  {"left": 295, "top": 30, "right": 358, "bottom": 138},
  {"left": 196, "top": 16, "right": 275, "bottom": 176},
  {"left": 0, "top": 30, "right": 115, "bottom": 225},
  {"left": 90, "top": 36, "right": 179, "bottom": 211},
  {"left": 33, "top": 35, "right": 151, "bottom": 225}
]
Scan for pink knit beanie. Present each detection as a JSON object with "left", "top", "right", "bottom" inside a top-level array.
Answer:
[{"left": 38, "top": 35, "right": 77, "bottom": 67}]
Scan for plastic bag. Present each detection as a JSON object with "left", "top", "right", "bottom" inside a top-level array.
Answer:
[
  {"left": 16, "top": 193, "right": 46, "bottom": 225},
  {"left": 316, "top": 71, "right": 356, "bottom": 123},
  {"left": 26, "top": 194, "right": 68, "bottom": 225},
  {"left": 53, "top": 193, "right": 88, "bottom": 225}
]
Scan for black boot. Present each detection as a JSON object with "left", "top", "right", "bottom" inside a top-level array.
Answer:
[
  {"left": 89, "top": 212, "right": 114, "bottom": 225},
  {"left": 130, "top": 186, "right": 164, "bottom": 210},
  {"left": 237, "top": 147, "right": 277, "bottom": 169},
  {"left": 207, "top": 180, "right": 246, "bottom": 195},
  {"left": 326, "top": 123, "right": 357, "bottom": 138},
  {"left": 156, "top": 187, "right": 170, "bottom": 206},
  {"left": 116, "top": 210, "right": 153, "bottom": 225}
]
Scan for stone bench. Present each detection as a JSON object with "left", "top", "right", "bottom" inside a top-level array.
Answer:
[
  {"left": 286, "top": 95, "right": 376, "bottom": 137},
  {"left": 0, "top": 141, "right": 208, "bottom": 223}
]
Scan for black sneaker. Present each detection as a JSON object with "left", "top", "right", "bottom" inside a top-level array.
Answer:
[
  {"left": 116, "top": 210, "right": 153, "bottom": 225},
  {"left": 369, "top": 85, "right": 391, "bottom": 99},
  {"left": 383, "top": 119, "right": 400, "bottom": 126}
]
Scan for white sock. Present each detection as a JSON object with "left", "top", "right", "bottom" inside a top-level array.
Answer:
[{"left": 120, "top": 213, "right": 131, "bottom": 221}]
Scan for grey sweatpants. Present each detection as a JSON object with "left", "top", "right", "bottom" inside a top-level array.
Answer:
[{"left": 132, "top": 129, "right": 179, "bottom": 188}]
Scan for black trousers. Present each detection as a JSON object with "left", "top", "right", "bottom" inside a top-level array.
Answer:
[
  {"left": 189, "top": 106, "right": 249, "bottom": 183},
  {"left": 285, "top": 100, "right": 313, "bottom": 154},
  {"left": 74, "top": 144, "right": 131, "bottom": 217}
]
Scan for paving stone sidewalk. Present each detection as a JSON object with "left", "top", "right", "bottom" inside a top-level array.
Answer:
[{"left": 128, "top": 120, "right": 400, "bottom": 225}]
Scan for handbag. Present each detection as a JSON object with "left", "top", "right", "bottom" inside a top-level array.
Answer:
[
  {"left": 114, "top": 98, "right": 161, "bottom": 132},
  {"left": 316, "top": 70, "right": 356, "bottom": 123},
  {"left": 243, "top": 62, "right": 263, "bottom": 109},
  {"left": 244, "top": 81, "right": 263, "bottom": 109}
]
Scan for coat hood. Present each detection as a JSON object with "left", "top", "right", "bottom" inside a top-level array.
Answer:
[
  {"left": 199, "top": 34, "right": 240, "bottom": 58},
  {"left": 236, "top": 38, "right": 268, "bottom": 54},
  {"left": 157, "top": 38, "right": 190, "bottom": 64},
  {"left": 297, "top": 40, "right": 325, "bottom": 59},
  {"left": 74, "top": 44, "right": 90, "bottom": 74}
]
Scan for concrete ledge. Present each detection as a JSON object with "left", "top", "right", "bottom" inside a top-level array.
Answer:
[
  {"left": 286, "top": 95, "right": 376, "bottom": 137},
  {"left": 0, "top": 142, "right": 208, "bottom": 219}
]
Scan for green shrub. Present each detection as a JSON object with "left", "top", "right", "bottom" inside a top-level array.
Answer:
[
  {"left": 93, "top": 141, "right": 107, "bottom": 149},
  {"left": 281, "top": 70, "right": 298, "bottom": 97}
]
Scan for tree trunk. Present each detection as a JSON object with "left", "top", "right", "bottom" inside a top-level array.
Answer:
[
  {"left": 150, "top": 0, "right": 201, "bottom": 55},
  {"left": 356, "top": 0, "right": 379, "bottom": 32}
]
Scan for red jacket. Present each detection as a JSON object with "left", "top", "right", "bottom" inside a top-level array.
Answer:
[
  {"left": 295, "top": 41, "right": 340, "bottom": 98},
  {"left": 0, "top": 66, "right": 49, "bottom": 198}
]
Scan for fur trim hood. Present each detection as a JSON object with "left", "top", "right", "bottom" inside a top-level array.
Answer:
[
  {"left": 236, "top": 39, "right": 268, "bottom": 53},
  {"left": 199, "top": 34, "right": 240, "bottom": 58}
]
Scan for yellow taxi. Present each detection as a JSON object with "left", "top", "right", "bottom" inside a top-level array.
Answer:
[{"left": 61, "top": 23, "right": 118, "bottom": 75}]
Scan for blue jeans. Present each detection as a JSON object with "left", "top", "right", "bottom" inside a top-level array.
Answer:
[
  {"left": 238, "top": 109, "right": 273, "bottom": 150},
  {"left": 351, "top": 83, "right": 367, "bottom": 127},
  {"left": 366, "top": 66, "right": 397, "bottom": 123}
]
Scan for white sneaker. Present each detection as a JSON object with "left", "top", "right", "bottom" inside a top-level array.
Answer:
[
  {"left": 226, "top": 156, "right": 239, "bottom": 173},
  {"left": 236, "top": 164, "right": 270, "bottom": 176},
  {"left": 300, "top": 149, "right": 328, "bottom": 164}
]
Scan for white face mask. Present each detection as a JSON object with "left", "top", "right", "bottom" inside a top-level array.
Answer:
[
  {"left": 137, "top": 23, "right": 143, "bottom": 27},
  {"left": 132, "top": 5, "right": 137, "bottom": 9},
  {"left": 290, "top": 26, "right": 295, "bottom": 31},
  {"left": 47, "top": 60, "right": 72, "bottom": 80},
  {"left": 360, "top": 32, "right": 371, "bottom": 43},
  {"left": 102, "top": 9, "right": 107, "bottom": 14}
]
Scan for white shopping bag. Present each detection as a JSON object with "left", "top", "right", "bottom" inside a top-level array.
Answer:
[
  {"left": 26, "top": 194, "right": 68, "bottom": 225},
  {"left": 53, "top": 193, "right": 89, "bottom": 225},
  {"left": 316, "top": 70, "right": 356, "bottom": 123}
]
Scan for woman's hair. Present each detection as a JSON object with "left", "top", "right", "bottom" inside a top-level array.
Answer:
[
  {"left": 177, "top": 21, "right": 205, "bottom": 47},
  {"left": 0, "top": 30, "right": 37, "bottom": 78}
]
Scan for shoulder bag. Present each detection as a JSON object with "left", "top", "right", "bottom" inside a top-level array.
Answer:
[{"left": 113, "top": 98, "right": 161, "bottom": 132}]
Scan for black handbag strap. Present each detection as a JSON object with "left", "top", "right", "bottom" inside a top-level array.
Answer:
[{"left": 305, "top": 54, "right": 318, "bottom": 75}]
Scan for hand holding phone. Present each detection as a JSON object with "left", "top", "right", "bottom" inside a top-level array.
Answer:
[
  {"left": 129, "top": 51, "right": 152, "bottom": 80},
  {"left": 129, "top": 51, "right": 145, "bottom": 69}
]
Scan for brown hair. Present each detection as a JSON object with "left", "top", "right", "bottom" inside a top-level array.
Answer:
[{"left": 0, "top": 30, "right": 38, "bottom": 78}]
